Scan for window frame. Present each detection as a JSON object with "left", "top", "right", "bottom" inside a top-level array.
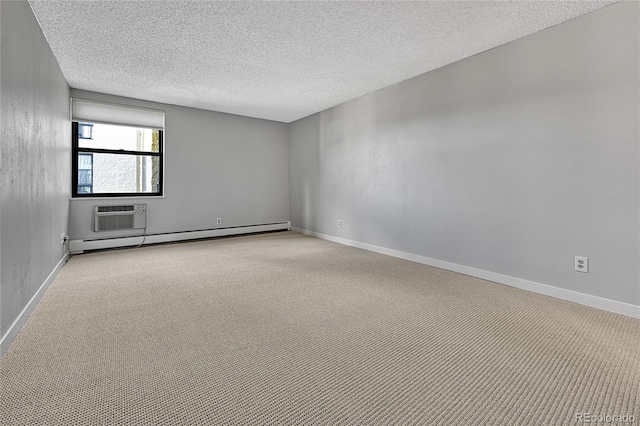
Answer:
[{"left": 71, "top": 121, "right": 164, "bottom": 198}]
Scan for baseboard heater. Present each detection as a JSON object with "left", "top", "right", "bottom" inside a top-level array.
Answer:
[{"left": 69, "top": 222, "right": 291, "bottom": 254}]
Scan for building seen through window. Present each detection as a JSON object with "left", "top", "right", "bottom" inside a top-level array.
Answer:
[{"left": 72, "top": 122, "right": 163, "bottom": 197}]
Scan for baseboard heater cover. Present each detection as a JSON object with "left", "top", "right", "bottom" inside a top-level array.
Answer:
[{"left": 69, "top": 222, "right": 291, "bottom": 254}]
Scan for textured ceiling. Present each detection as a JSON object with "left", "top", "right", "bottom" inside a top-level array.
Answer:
[{"left": 29, "top": 1, "right": 617, "bottom": 123}]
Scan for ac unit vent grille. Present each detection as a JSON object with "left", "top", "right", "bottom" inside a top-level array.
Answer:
[
  {"left": 94, "top": 204, "right": 146, "bottom": 232},
  {"left": 97, "top": 214, "right": 135, "bottom": 231},
  {"left": 97, "top": 205, "right": 135, "bottom": 213}
]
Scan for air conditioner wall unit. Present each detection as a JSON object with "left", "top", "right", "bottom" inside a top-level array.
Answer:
[{"left": 94, "top": 204, "right": 147, "bottom": 232}]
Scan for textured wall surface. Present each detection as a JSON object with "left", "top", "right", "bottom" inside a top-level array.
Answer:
[
  {"left": 288, "top": 2, "right": 639, "bottom": 306},
  {"left": 68, "top": 90, "right": 289, "bottom": 241},
  {"left": 1, "top": 1, "right": 71, "bottom": 337}
]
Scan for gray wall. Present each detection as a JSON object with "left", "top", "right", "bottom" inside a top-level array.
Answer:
[
  {"left": 1, "top": 1, "right": 71, "bottom": 337},
  {"left": 289, "top": 2, "right": 639, "bottom": 306},
  {"left": 69, "top": 90, "right": 289, "bottom": 241}
]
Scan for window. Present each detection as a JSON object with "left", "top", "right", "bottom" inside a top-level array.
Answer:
[{"left": 71, "top": 99, "right": 164, "bottom": 198}]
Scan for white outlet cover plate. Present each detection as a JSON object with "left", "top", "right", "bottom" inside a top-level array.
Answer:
[{"left": 574, "top": 256, "right": 589, "bottom": 273}]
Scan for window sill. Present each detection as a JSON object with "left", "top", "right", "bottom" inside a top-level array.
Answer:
[{"left": 70, "top": 195, "right": 166, "bottom": 201}]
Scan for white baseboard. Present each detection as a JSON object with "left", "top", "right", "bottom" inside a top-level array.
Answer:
[
  {"left": 69, "top": 222, "right": 291, "bottom": 254},
  {"left": 1, "top": 254, "right": 68, "bottom": 357},
  {"left": 292, "top": 227, "right": 640, "bottom": 319}
]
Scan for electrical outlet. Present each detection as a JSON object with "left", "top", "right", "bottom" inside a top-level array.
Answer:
[
  {"left": 337, "top": 219, "right": 342, "bottom": 228},
  {"left": 217, "top": 218, "right": 222, "bottom": 225},
  {"left": 574, "top": 256, "right": 589, "bottom": 273},
  {"left": 60, "top": 233, "right": 68, "bottom": 245}
]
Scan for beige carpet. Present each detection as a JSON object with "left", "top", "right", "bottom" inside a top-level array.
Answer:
[{"left": 1, "top": 231, "right": 638, "bottom": 425}]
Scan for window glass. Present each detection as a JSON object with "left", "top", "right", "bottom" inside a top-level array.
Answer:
[
  {"left": 77, "top": 153, "right": 160, "bottom": 194},
  {"left": 78, "top": 123, "right": 159, "bottom": 153},
  {"left": 77, "top": 153, "right": 94, "bottom": 194},
  {"left": 72, "top": 121, "right": 163, "bottom": 197}
]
